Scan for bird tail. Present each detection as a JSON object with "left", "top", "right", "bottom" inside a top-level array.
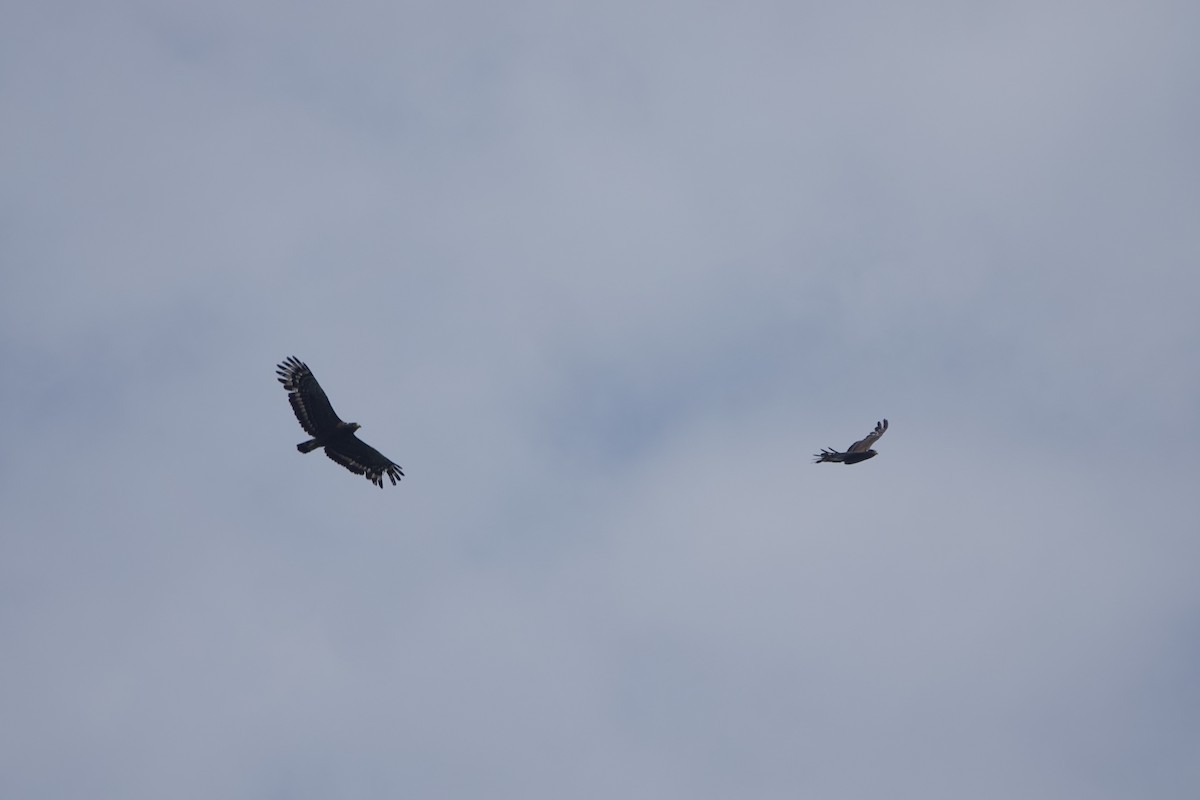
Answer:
[
  {"left": 297, "top": 439, "right": 321, "bottom": 453},
  {"left": 813, "top": 448, "right": 845, "bottom": 463}
]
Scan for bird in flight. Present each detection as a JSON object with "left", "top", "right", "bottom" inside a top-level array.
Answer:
[
  {"left": 276, "top": 356, "right": 404, "bottom": 488},
  {"left": 814, "top": 419, "right": 888, "bottom": 464}
]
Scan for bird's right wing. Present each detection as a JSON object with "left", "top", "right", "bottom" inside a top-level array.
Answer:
[{"left": 326, "top": 436, "right": 404, "bottom": 489}]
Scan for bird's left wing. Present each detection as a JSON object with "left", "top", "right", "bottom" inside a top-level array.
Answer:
[
  {"left": 276, "top": 356, "right": 345, "bottom": 437},
  {"left": 847, "top": 419, "right": 888, "bottom": 453}
]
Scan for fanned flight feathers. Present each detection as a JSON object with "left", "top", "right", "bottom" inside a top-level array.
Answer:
[{"left": 276, "top": 356, "right": 404, "bottom": 488}]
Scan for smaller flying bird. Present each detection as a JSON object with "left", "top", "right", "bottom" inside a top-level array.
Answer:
[
  {"left": 276, "top": 356, "right": 404, "bottom": 488},
  {"left": 814, "top": 419, "right": 888, "bottom": 465}
]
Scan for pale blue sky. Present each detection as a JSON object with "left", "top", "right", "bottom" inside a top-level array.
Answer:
[{"left": 2, "top": 1, "right": 1198, "bottom": 798}]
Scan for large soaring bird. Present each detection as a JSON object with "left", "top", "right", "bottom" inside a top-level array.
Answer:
[
  {"left": 276, "top": 356, "right": 404, "bottom": 488},
  {"left": 814, "top": 419, "right": 888, "bottom": 465}
]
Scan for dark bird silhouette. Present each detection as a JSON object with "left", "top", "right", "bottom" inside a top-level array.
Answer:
[
  {"left": 276, "top": 356, "right": 404, "bottom": 488},
  {"left": 815, "top": 419, "right": 888, "bottom": 464}
]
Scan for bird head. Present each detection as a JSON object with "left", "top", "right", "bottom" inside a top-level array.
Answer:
[{"left": 349, "top": 422, "right": 362, "bottom": 432}]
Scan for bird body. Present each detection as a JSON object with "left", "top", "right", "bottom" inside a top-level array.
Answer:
[{"left": 295, "top": 421, "right": 360, "bottom": 453}]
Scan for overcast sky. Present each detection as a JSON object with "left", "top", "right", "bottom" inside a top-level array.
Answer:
[{"left": 2, "top": 1, "right": 1198, "bottom": 798}]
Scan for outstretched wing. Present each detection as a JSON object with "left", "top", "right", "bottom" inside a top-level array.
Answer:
[
  {"left": 276, "top": 356, "right": 345, "bottom": 437},
  {"left": 325, "top": 435, "right": 405, "bottom": 488},
  {"left": 847, "top": 419, "right": 888, "bottom": 453}
]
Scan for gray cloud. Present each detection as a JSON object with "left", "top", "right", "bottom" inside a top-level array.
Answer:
[{"left": 2, "top": 1, "right": 1198, "bottom": 798}]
